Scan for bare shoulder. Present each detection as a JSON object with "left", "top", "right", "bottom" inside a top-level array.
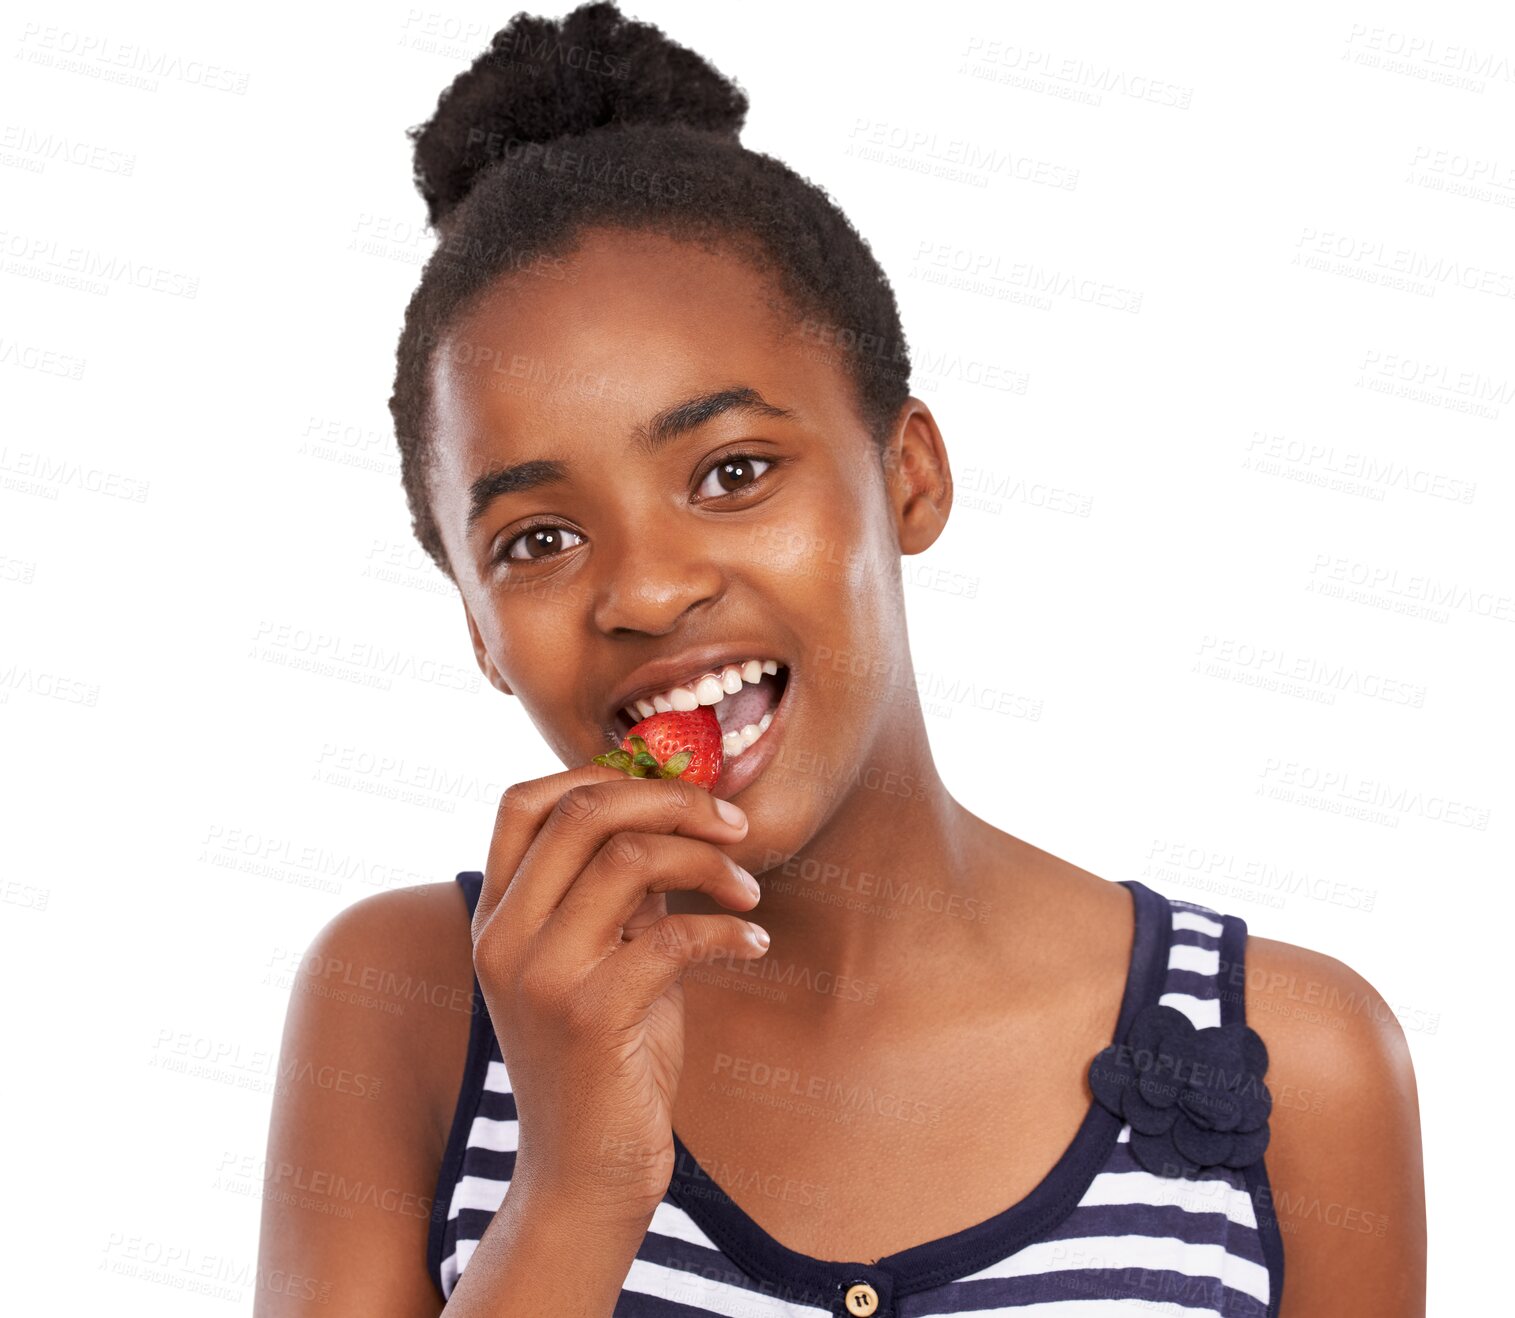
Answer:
[
  {"left": 318, "top": 878, "right": 473, "bottom": 956},
  {"left": 296, "top": 882, "right": 475, "bottom": 1087},
  {"left": 1244, "top": 937, "right": 1416, "bottom": 1104},
  {"left": 254, "top": 881, "right": 476, "bottom": 1317},
  {"left": 1243, "top": 936, "right": 1426, "bottom": 1317},
  {"left": 310, "top": 881, "right": 475, "bottom": 1008},
  {"left": 297, "top": 879, "right": 476, "bottom": 1135}
]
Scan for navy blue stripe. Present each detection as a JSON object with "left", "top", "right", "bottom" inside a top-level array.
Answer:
[
  {"left": 1170, "top": 926, "right": 1221, "bottom": 950},
  {"left": 1098, "top": 1139, "right": 1249, "bottom": 1196},
  {"left": 427, "top": 871, "right": 492, "bottom": 1301},
  {"left": 476, "top": 1083, "right": 518, "bottom": 1123},
  {"left": 453, "top": 1204, "right": 505, "bottom": 1242},
  {"left": 634, "top": 1229, "right": 823, "bottom": 1310},
  {"left": 459, "top": 1146, "right": 517, "bottom": 1182},
  {"left": 1169, "top": 899, "right": 1224, "bottom": 920},
  {"left": 1166, "top": 967, "right": 1219, "bottom": 999},
  {"left": 1045, "top": 1202, "right": 1267, "bottom": 1263},
  {"left": 614, "top": 1292, "right": 772, "bottom": 1317},
  {"left": 910, "top": 1268, "right": 1266, "bottom": 1316},
  {"left": 1090, "top": 1145, "right": 1145, "bottom": 1175},
  {"left": 1098, "top": 1140, "right": 1146, "bottom": 1175}
]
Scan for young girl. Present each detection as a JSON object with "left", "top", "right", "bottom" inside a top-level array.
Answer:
[{"left": 256, "top": 5, "right": 1425, "bottom": 1314}]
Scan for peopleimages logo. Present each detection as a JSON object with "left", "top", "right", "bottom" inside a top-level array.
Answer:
[
  {"left": 1293, "top": 226, "right": 1515, "bottom": 299},
  {"left": 1305, "top": 555, "right": 1514, "bottom": 624},
  {"left": 1257, "top": 758, "right": 1491, "bottom": 831},
  {"left": 1194, "top": 635, "right": 1428, "bottom": 708},
  {"left": 250, "top": 620, "right": 482, "bottom": 693}
]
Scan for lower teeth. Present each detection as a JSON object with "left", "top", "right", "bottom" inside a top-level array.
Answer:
[{"left": 723, "top": 710, "right": 774, "bottom": 758}]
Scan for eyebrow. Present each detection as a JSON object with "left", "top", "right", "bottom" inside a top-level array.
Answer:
[{"left": 464, "top": 386, "right": 795, "bottom": 532}]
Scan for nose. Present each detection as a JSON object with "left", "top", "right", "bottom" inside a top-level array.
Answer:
[{"left": 590, "top": 532, "right": 727, "bottom": 636}]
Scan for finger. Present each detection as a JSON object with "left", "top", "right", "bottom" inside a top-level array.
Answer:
[
  {"left": 492, "top": 774, "right": 749, "bottom": 937},
  {"left": 547, "top": 832, "right": 761, "bottom": 963},
  {"left": 475, "top": 762, "right": 629, "bottom": 933},
  {"left": 596, "top": 913, "right": 770, "bottom": 1019}
]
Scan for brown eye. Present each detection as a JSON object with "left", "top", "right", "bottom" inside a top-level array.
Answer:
[
  {"left": 696, "top": 454, "right": 771, "bottom": 498},
  {"left": 502, "top": 526, "right": 584, "bottom": 562}
]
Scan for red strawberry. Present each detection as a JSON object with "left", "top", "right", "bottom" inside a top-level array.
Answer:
[{"left": 593, "top": 706, "right": 724, "bottom": 792}]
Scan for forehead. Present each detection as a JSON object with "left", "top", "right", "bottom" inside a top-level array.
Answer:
[{"left": 426, "top": 228, "right": 843, "bottom": 493}]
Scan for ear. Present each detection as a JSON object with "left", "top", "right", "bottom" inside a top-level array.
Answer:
[
  {"left": 462, "top": 598, "right": 512, "bottom": 695},
  {"left": 882, "top": 398, "right": 953, "bottom": 555}
]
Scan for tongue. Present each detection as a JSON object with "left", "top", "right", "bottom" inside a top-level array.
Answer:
[{"left": 713, "top": 671, "right": 781, "bottom": 732}]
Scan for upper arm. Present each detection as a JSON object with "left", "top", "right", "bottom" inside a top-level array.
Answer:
[
  {"left": 1248, "top": 937, "right": 1427, "bottom": 1318},
  {"left": 254, "top": 882, "right": 475, "bottom": 1317}
]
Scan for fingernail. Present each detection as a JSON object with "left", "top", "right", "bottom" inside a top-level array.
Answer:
[
  {"left": 738, "top": 867, "right": 760, "bottom": 899},
  {"left": 746, "top": 922, "right": 770, "bottom": 950},
  {"left": 715, "top": 798, "right": 747, "bottom": 829}
]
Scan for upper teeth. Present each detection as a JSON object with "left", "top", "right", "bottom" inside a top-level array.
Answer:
[{"left": 621, "top": 657, "right": 782, "bottom": 758}]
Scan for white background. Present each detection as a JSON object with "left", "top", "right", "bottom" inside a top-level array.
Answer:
[{"left": 3, "top": 1, "right": 1509, "bottom": 1312}]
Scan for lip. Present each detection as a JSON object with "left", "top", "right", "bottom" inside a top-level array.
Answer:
[{"left": 602, "top": 642, "right": 788, "bottom": 729}]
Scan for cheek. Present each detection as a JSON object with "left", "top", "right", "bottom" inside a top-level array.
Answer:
[
  {"left": 473, "top": 583, "right": 583, "bottom": 689},
  {"left": 508, "top": 658, "right": 595, "bottom": 762},
  {"left": 741, "top": 489, "right": 883, "bottom": 601}
]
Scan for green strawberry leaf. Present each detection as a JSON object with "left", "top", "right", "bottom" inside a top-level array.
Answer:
[
  {"left": 632, "top": 751, "right": 660, "bottom": 773},
  {"left": 627, "top": 735, "right": 650, "bottom": 758},
  {"left": 657, "top": 751, "right": 692, "bottom": 779}
]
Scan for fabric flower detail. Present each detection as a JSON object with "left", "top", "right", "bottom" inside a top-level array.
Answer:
[{"left": 1088, "top": 1003, "right": 1272, "bottom": 1178}]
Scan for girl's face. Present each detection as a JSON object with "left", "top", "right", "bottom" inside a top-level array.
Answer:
[{"left": 426, "top": 226, "right": 939, "bottom": 860}]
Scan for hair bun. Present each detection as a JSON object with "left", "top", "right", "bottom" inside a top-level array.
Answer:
[{"left": 408, "top": 0, "right": 748, "bottom": 229}]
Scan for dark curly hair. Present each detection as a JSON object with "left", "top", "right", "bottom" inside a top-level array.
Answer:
[{"left": 390, "top": 0, "right": 912, "bottom": 578}]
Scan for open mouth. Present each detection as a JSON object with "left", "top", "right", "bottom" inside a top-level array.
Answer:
[{"left": 612, "top": 658, "right": 791, "bottom": 761}]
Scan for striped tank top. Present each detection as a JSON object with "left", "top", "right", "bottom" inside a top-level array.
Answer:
[{"left": 429, "top": 875, "right": 1285, "bottom": 1316}]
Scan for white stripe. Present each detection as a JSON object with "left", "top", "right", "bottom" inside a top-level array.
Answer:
[
  {"left": 444, "top": 1203, "right": 729, "bottom": 1302},
  {"left": 646, "top": 1199, "right": 721, "bottom": 1249},
  {"left": 1168, "top": 943, "right": 1220, "bottom": 976},
  {"left": 448, "top": 1172, "right": 508, "bottom": 1218},
  {"left": 914, "top": 1303, "right": 1220, "bottom": 1318},
  {"left": 467, "top": 1116, "right": 518, "bottom": 1152},
  {"left": 1160, "top": 991, "right": 1221, "bottom": 1028},
  {"left": 484, "top": 1060, "right": 510, "bottom": 1092},
  {"left": 1223, "top": 1250, "right": 1274, "bottom": 1305},
  {"left": 453, "top": 1237, "right": 478, "bottom": 1288},
  {"left": 961, "top": 1233, "right": 1267, "bottom": 1304},
  {"left": 621, "top": 1257, "right": 829, "bottom": 1316},
  {"left": 1171, "top": 910, "right": 1224, "bottom": 937},
  {"left": 439, "top": 1236, "right": 479, "bottom": 1299},
  {"left": 1081, "top": 1169, "right": 1258, "bottom": 1230}
]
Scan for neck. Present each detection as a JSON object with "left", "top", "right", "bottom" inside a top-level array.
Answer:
[{"left": 737, "top": 696, "right": 1013, "bottom": 1003}]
